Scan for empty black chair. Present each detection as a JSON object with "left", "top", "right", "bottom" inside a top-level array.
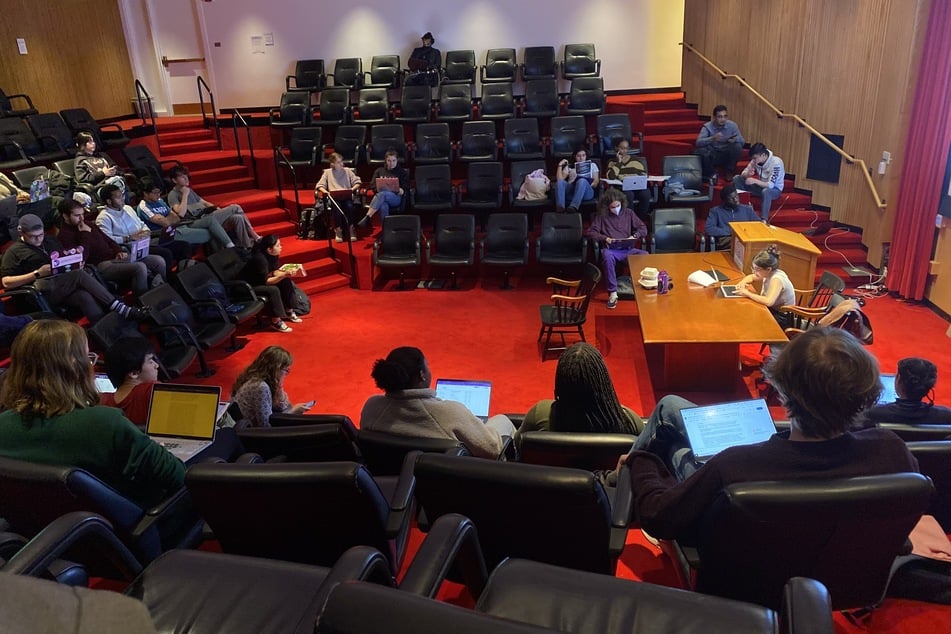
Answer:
[
  {"left": 520, "top": 79, "right": 560, "bottom": 119},
  {"left": 322, "top": 124, "right": 366, "bottom": 166},
  {"left": 550, "top": 115, "right": 591, "bottom": 160},
  {"left": 268, "top": 91, "right": 312, "bottom": 128},
  {"left": 502, "top": 118, "right": 545, "bottom": 160},
  {"left": 410, "top": 123, "right": 452, "bottom": 164},
  {"left": 327, "top": 57, "right": 363, "bottom": 88},
  {"left": 352, "top": 88, "right": 391, "bottom": 125},
  {"left": 373, "top": 214, "right": 422, "bottom": 290},
  {"left": 458, "top": 162, "right": 503, "bottom": 230},
  {"left": 410, "top": 164, "right": 455, "bottom": 216},
  {"left": 0, "top": 119, "right": 32, "bottom": 169},
  {"left": 274, "top": 126, "right": 323, "bottom": 211},
  {"left": 0, "top": 88, "right": 38, "bottom": 118},
  {"left": 59, "top": 108, "right": 130, "bottom": 150},
  {"left": 367, "top": 124, "right": 407, "bottom": 164},
  {"left": 121, "top": 145, "right": 182, "bottom": 191},
  {"left": 662, "top": 154, "right": 714, "bottom": 203},
  {"left": 26, "top": 113, "right": 77, "bottom": 156},
  {"left": 456, "top": 121, "right": 498, "bottom": 162},
  {"left": 480, "top": 212, "right": 529, "bottom": 289},
  {"left": 478, "top": 82, "right": 516, "bottom": 121},
  {"left": 392, "top": 84, "right": 432, "bottom": 124},
  {"left": 518, "top": 431, "right": 637, "bottom": 471},
  {"left": 480, "top": 48, "right": 517, "bottom": 84},
  {"left": 440, "top": 49, "right": 477, "bottom": 86},
  {"left": 520, "top": 46, "right": 557, "bottom": 81},
  {"left": 426, "top": 213, "right": 476, "bottom": 289},
  {"left": 175, "top": 261, "right": 265, "bottom": 326},
  {"left": 434, "top": 84, "right": 473, "bottom": 122},
  {"left": 596, "top": 113, "right": 643, "bottom": 157},
  {"left": 535, "top": 211, "right": 589, "bottom": 267},
  {"left": 311, "top": 87, "right": 351, "bottom": 128},
  {"left": 285, "top": 58, "right": 326, "bottom": 93},
  {"left": 561, "top": 43, "right": 601, "bottom": 79},
  {"left": 87, "top": 312, "right": 198, "bottom": 381},
  {"left": 237, "top": 423, "right": 364, "bottom": 463},
  {"left": 651, "top": 207, "right": 700, "bottom": 253},
  {"left": 563, "top": 77, "right": 605, "bottom": 116},
  {"left": 0, "top": 118, "right": 70, "bottom": 163},
  {"left": 537, "top": 262, "right": 600, "bottom": 360},
  {"left": 907, "top": 441, "right": 951, "bottom": 529},
  {"left": 364, "top": 54, "right": 402, "bottom": 89}
]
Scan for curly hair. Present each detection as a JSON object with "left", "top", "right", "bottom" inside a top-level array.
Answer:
[
  {"left": 897, "top": 357, "right": 938, "bottom": 402},
  {"left": 752, "top": 244, "right": 781, "bottom": 270},
  {"left": 597, "top": 188, "right": 626, "bottom": 215},
  {"left": 232, "top": 346, "right": 293, "bottom": 406},
  {"left": 371, "top": 347, "right": 426, "bottom": 392},
  {"left": 0, "top": 321, "right": 98, "bottom": 422},
  {"left": 549, "top": 343, "right": 637, "bottom": 434}
]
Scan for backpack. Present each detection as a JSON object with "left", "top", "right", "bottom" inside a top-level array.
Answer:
[{"left": 298, "top": 206, "right": 331, "bottom": 240}]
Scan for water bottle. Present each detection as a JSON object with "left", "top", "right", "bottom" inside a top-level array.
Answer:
[{"left": 658, "top": 270, "right": 669, "bottom": 294}]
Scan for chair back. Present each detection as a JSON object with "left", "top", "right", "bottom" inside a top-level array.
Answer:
[
  {"left": 330, "top": 57, "right": 363, "bottom": 88},
  {"left": 518, "top": 432, "right": 636, "bottom": 471},
  {"left": 548, "top": 262, "right": 601, "bottom": 326},
  {"left": 509, "top": 160, "right": 549, "bottom": 205},
  {"left": 562, "top": 43, "right": 600, "bottom": 78},
  {"left": 907, "top": 441, "right": 951, "bottom": 528},
  {"left": 565, "top": 77, "right": 605, "bottom": 115},
  {"left": 550, "top": 115, "right": 588, "bottom": 159},
  {"left": 411, "top": 164, "right": 454, "bottom": 208},
  {"left": 357, "top": 429, "right": 467, "bottom": 476},
  {"left": 663, "top": 155, "right": 705, "bottom": 190},
  {"left": 237, "top": 424, "right": 363, "bottom": 463},
  {"left": 461, "top": 162, "right": 503, "bottom": 206},
  {"left": 482, "top": 213, "right": 529, "bottom": 263},
  {"left": 276, "top": 91, "right": 311, "bottom": 125},
  {"left": 27, "top": 113, "right": 75, "bottom": 154},
  {"left": 430, "top": 213, "right": 476, "bottom": 264},
  {"left": 59, "top": 108, "right": 101, "bottom": 141},
  {"left": 503, "top": 119, "right": 544, "bottom": 160},
  {"left": 458, "top": 121, "right": 498, "bottom": 161},
  {"left": 521, "top": 46, "right": 557, "bottom": 81},
  {"left": 537, "top": 212, "right": 587, "bottom": 264},
  {"left": 367, "top": 124, "right": 407, "bottom": 164},
  {"left": 411, "top": 452, "right": 617, "bottom": 573},
  {"left": 596, "top": 113, "right": 634, "bottom": 155},
  {"left": 122, "top": 145, "right": 168, "bottom": 186},
  {"left": 442, "top": 50, "right": 477, "bottom": 84},
  {"left": 874, "top": 422, "right": 951, "bottom": 441},
  {"left": 413, "top": 123, "right": 452, "bottom": 163},
  {"left": 522, "top": 79, "right": 559, "bottom": 119},
  {"left": 807, "top": 271, "right": 846, "bottom": 309},
  {"left": 479, "top": 82, "right": 515, "bottom": 120},
  {"left": 481, "top": 48, "right": 517, "bottom": 83},
  {"left": 206, "top": 247, "right": 245, "bottom": 282},
  {"left": 374, "top": 215, "right": 422, "bottom": 263},
  {"left": 436, "top": 84, "right": 474, "bottom": 121},
  {"left": 11, "top": 165, "right": 49, "bottom": 190},
  {"left": 394, "top": 84, "right": 432, "bottom": 123},
  {"left": 0, "top": 119, "right": 40, "bottom": 157},
  {"left": 327, "top": 125, "right": 366, "bottom": 166},
  {"left": 315, "top": 87, "right": 350, "bottom": 125},
  {"left": 286, "top": 126, "right": 322, "bottom": 164},
  {"left": 651, "top": 208, "right": 697, "bottom": 253},
  {"left": 185, "top": 461, "right": 400, "bottom": 567},
  {"left": 354, "top": 88, "right": 390, "bottom": 124},
  {"left": 366, "top": 54, "right": 401, "bottom": 88},
  {"left": 287, "top": 58, "right": 325, "bottom": 91},
  {"left": 694, "top": 472, "right": 933, "bottom": 610}
]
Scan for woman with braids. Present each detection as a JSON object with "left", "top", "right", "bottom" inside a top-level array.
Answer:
[
  {"left": 730, "top": 244, "right": 796, "bottom": 328},
  {"left": 518, "top": 342, "right": 644, "bottom": 438},
  {"left": 862, "top": 357, "right": 951, "bottom": 425},
  {"left": 359, "top": 346, "right": 516, "bottom": 459},
  {"left": 231, "top": 346, "right": 313, "bottom": 428}
]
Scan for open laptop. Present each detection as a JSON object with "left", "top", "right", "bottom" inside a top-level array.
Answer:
[
  {"left": 435, "top": 378, "right": 492, "bottom": 422},
  {"left": 375, "top": 177, "right": 400, "bottom": 193},
  {"left": 146, "top": 384, "right": 221, "bottom": 461},
  {"left": 127, "top": 236, "right": 151, "bottom": 262},
  {"left": 681, "top": 398, "right": 777, "bottom": 463},
  {"left": 49, "top": 248, "right": 84, "bottom": 275},
  {"left": 878, "top": 373, "right": 898, "bottom": 404},
  {"left": 621, "top": 175, "right": 648, "bottom": 191},
  {"left": 718, "top": 284, "right": 743, "bottom": 298}
]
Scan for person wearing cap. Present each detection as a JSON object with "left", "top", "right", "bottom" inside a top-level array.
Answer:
[
  {"left": 0, "top": 213, "right": 146, "bottom": 322},
  {"left": 407, "top": 31, "right": 441, "bottom": 86},
  {"left": 862, "top": 358, "right": 951, "bottom": 425},
  {"left": 704, "top": 183, "right": 759, "bottom": 250},
  {"left": 586, "top": 189, "right": 647, "bottom": 309}
]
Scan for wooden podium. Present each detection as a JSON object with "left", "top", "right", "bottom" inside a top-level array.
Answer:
[{"left": 729, "top": 222, "right": 821, "bottom": 290}]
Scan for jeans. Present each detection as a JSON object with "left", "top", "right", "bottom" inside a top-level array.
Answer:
[
  {"left": 177, "top": 215, "right": 234, "bottom": 248},
  {"left": 207, "top": 205, "right": 260, "bottom": 248},
  {"left": 601, "top": 245, "right": 647, "bottom": 292},
  {"left": 35, "top": 269, "right": 120, "bottom": 323},
  {"left": 733, "top": 176, "right": 782, "bottom": 221},
  {"left": 555, "top": 179, "right": 595, "bottom": 210},
  {"left": 97, "top": 258, "right": 162, "bottom": 296},
  {"left": 633, "top": 395, "right": 701, "bottom": 482},
  {"left": 368, "top": 190, "right": 403, "bottom": 220}
]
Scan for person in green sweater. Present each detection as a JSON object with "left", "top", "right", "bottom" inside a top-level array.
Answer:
[
  {"left": 0, "top": 320, "right": 184, "bottom": 509},
  {"left": 518, "top": 342, "right": 644, "bottom": 440}
]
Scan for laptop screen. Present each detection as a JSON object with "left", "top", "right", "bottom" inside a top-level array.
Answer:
[
  {"left": 681, "top": 398, "right": 776, "bottom": 462},
  {"left": 878, "top": 373, "right": 898, "bottom": 404},
  {"left": 95, "top": 373, "right": 116, "bottom": 394},
  {"left": 146, "top": 384, "right": 221, "bottom": 440},
  {"left": 435, "top": 378, "right": 491, "bottom": 420}
]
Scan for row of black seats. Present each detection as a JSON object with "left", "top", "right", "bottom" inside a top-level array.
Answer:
[
  {"left": 0, "top": 108, "right": 130, "bottom": 170},
  {"left": 284, "top": 44, "right": 602, "bottom": 93}
]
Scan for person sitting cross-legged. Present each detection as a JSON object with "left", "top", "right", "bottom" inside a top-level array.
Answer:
[
  {"left": 137, "top": 176, "right": 236, "bottom": 252},
  {"left": 166, "top": 165, "right": 261, "bottom": 250},
  {"left": 585, "top": 189, "right": 647, "bottom": 309},
  {"left": 357, "top": 150, "right": 409, "bottom": 230}
]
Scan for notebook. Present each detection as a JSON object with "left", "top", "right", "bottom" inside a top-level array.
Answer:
[
  {"left": 681, "top": 398, "right": 777, "bottom": 462},
  {"left": 146, "top": 384, "right": 221, "bottom": 461},
  {"left": 435, "top": 378, "right": 492, "bottom": 423},
  {"left": 94, "top": 373, "right": 116, "bottom": 394},
  {"left": 127, "top": 236, "right": 151, "bottom": 262},
  {"left": 574, "top": 160, "right": 593, "bottom": 181},
  {"left": 878, "top": 373, "right": 898, "bottom": 404},
  {"left": 375, "top": 177, "right": 400, "bottom": 193},
  {"left": 621, "top": 175, "right": 648, "bottom": 191}
]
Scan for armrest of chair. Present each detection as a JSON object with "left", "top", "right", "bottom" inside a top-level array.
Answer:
[
  {"left": 0, "top": 139, "right": 28, "bottom": 162},
  {"left": 190, "top": 298, "right": 231, "bottom": 322},
  {"left": 781, "top": 577, "right": 834, "bottom": 634},
  {"left": 322, "top": 544, "right": 398, "bottom": 589},
  {"left": 609, "top": 464, "right": 633, "bottom": 556},
  {"left": 0, "top": 531, "right": 28, "bottom": 560},
  {"left": 99, "top": 122, "right": 127, "bottom": 137},
  {"left": 498, "top": 435, "right": 516, "bottom": 461},
  {"left": 2, "top": 511, "right": 142, "bottom": 580},
  {"left": 132, "top": 486, "right": 192, "bottom": 538},
  {"left": 399, "top": 513, "right": 489, "bottom": 599},
  {"left": 385, "top": 455, "right": 418, "bottom": 535},
  {"left": 778, "top": 305, "right": 827, "bottom": 319},
  {"left": 222, "top": 279, "right": 260, "bottom": 302},
  {"left": 6, "top": 93, "right": 36, "bottom": 109},
  {"left": 267, "top": 106, "right": 281, "bottom": 123}
]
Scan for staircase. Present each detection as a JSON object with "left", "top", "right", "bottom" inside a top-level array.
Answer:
[{"left": 151, "top": 118, "right": 351, "bottom": 296}]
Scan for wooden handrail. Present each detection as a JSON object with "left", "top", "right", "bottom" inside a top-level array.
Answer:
[
  {"left": 681, "top": 42, "right": 886, "bottom": 209},
  {"left": 161, "top": 56, "right": 205, "bottom": 68}
]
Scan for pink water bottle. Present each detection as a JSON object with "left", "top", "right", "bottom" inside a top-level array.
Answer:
[{"left": 657, "top": 270, "right": 669, "bottom": 294}]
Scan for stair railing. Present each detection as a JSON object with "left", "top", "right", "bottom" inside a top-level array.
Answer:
[
  {"left": 231, "top": 110, "right": 259, "bottom": 189},
  {"left": 273, "top": 148, "right": 302, "bottom": 221},
  {"left": 196, "top": 76, "right": 223, "bottom": 150},
  {"left": 133, "top": 80, "right": 161, "bottom": 155},
  {"left": 681, "top": 42, "right": 885, "bottom": 209}
]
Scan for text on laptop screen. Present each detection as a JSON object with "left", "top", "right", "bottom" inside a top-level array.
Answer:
[
  {"left": 435, "top": 379, "right": 491, "bottom": 418},
  {"left": 878, "top": 373, "right": 898, "bottom": 404},
  {"left": 680, "top": 399, "right": 776, "bottom": 461},
  {"left": 146, "top": 385, "right": 221, "bottom": 439}
]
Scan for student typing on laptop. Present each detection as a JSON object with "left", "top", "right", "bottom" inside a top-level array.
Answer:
[
  {"left": 360, "top": 346, "right": 516, "bottom": 459},
  {"left": 618, "top": 328, "right": 917, "bottom": 543}
]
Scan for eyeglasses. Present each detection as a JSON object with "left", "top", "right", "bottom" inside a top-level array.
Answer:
[
  {"left": 87, "top": 352, "right": 99, "bottom": 366},
  {"left": 21, "top": 231, "right": 44, "bottom": 241}
]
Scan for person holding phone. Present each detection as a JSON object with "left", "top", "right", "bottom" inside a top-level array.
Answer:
[
  {"left": 231, "top": 346, "right": 313, "bottom": 428},
  {"left": 693, "top": 104, "right": 745, "bottom": 180}
]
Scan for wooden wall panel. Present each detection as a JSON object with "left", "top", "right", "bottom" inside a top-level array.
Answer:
[
  {"left": 681, "top": 0, "right": 931, "bottom": 269},
  {"left": 0, "top": 0, "right": 135, "bottom": 119}
]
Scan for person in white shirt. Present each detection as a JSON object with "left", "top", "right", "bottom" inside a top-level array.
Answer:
[
  {"left": 95, "top": 184, "right": 172, "bottom": 280},
  {"left": 732, "top": 142, "right": 785, "bottom": 222}
]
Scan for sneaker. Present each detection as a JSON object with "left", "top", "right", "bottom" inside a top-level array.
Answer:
[
  {"left": 640, "top": 528, "right": 661, "bottom": 548},
  {"left": 125, "top": 306, "right": 150, "bottom": 321},
  {"left": 270, "top": 320, "right": 292, "bottom": 333},
  {"left": 286, "top": 312, "right": 303, "bottom": 324},
  {"left": 607, "top": 292, "right": 618, "bottom": 309},
  {"left": 356, "top": 214, "right": 372, "bottom": 228},
  {"left": 334, "top": 228, "right": 344, "bottom": 243},
  {"left": 567, "top": 206, "right": 579, "bottom": 214}
]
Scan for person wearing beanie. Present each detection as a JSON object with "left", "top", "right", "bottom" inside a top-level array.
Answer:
[{"left": 406, "top": 31, "right": 441, "bottom": 86}]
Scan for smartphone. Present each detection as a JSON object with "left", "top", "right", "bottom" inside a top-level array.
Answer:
[{"left": 303, "top": 400, "right": 316, "bottom": 409}]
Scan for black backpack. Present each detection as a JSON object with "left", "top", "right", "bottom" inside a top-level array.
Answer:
[{"left": 298, "top": 206, "right": 331, "bottom": 240}]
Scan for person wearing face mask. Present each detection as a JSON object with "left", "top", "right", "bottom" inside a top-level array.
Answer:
[
  {"left": 733, "top": 142, "right": 785, "bottom": 222},
  {"left": 704, "top": 184, "right": 760, "bottom": 250},
  {"left": 586, "top": 189, "right": 647, "bottom": 309}
]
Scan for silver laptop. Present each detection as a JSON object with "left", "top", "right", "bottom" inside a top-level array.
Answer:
[
  {"left": 435, "top": 378, "right": 492, "bottom": 422},
  {"left": 622, "top": 175, "right": 648, "bottom": 191},
  {"left": 127, "top": 236, "right": 151, "bottom": 262},
  {"left": 681, "top": 398, "right": 777, "bottom": 462},
  {"left": 146, "top": 384, "right": 220, "bottom": 461},
  {"left": 878, "top": 373, "right": 898, "bottom": 404}
]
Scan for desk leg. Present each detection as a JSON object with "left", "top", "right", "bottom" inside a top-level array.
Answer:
[{"left": 661, "top": 343, "right": 741, "bottom": 391}]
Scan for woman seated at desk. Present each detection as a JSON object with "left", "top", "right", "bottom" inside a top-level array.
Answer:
[{"left": 731, "top": 244, "right": 795, "bottom": 328}]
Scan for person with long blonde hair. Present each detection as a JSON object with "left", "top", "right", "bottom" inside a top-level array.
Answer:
[{"left": 231, "top": 346, "right": 313, "bottom": 427}]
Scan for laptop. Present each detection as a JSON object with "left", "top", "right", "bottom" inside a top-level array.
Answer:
[
  {"left": 95, "top": 373, "right": 117, "bottom": 394},
  {"left": 435, "top": 378, "right": 492, "bottom": 422},
  {"left": 49, "top": 248, "right": 84, "bottom": 275},
  {"left": 375, "top": 177, "right": 400, "bottom": 193},
  {"left": 878, "top": 373, "right": 898, "bottom": 404},
  {"left": 718, "top": 285, "right": 743, "bottom": 298},
  {"left": 621, "top": 175, "right": 648, "bottom": 191},
  {"left": 127, "top": 236, "right": 151, "bottom": 262},
  {"left": 146, "top": 384, "right": 221, "bottom": 461},
  {"left": 681, "top": 398, "right": 777, "bottom": 462}
]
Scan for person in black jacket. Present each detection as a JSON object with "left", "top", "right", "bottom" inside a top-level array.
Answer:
[
  {"left": 357, "top": 150, "right": 409, "bottom": 229},
  {"left": 406, "top": 32, "right": 441, "bottom": 86},
  {"left": 862, "top": 357, "right": 951, "bottom": 425}
]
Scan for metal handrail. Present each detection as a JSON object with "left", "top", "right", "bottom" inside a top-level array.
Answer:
[
  {"left": 196, "top": 76, "right": 222, "bottom": 149},
  {"left": 273, "top": 148, "right": 302, "bottom": 221},
  {"left": 322, "top": 193, "right": 360, "bottom": 289},
  {"left": 133, "top": 79, "right": 161, "bottom": 153},
  {"left": 231, "top": 110, "right": 259, "bottom": 189},
  {"left": 681, "top": 42, "right": 886, "bottom": 209}
]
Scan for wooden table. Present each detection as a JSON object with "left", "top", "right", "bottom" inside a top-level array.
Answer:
[{"left": 627, "top": 251, "right": 788, "bottom": 391}]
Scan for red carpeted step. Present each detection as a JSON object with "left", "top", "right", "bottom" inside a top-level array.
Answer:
[
  {"left": 160, "top": 129, "right": 216, "bottom": 145},
  {"left": 645, "top": 108, "right": 702, "bottom": 122},
  {"left": 188, "top": 164, "right": 252, "bottom": 182},
  {"left": 160, "top": 138, "right": 220, "bottom": 154},
  {"left": 644, "top": 120, "right": 703, "bottom": 135},
  {"left": 156, "top": 149, "right": 239, "bottom": 171},
  {"left": 195, "top": 176, "right": 256, "bottom": 196}
]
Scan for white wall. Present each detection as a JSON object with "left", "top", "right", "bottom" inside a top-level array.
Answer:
[{"left": 186, "top": 0, "right": 684, "bottom": 110}]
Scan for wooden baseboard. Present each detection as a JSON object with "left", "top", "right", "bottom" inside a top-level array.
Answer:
[{"left": 172, "top": 103, "right": 203, "bottom": 115}]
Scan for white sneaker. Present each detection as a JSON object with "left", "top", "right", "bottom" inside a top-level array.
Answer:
[
  {"left": 607, "top": 292, "right": 619, "bottom": 309},
  {"left": 334, "top": 228, "right": 344, "bottom": 243}
]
